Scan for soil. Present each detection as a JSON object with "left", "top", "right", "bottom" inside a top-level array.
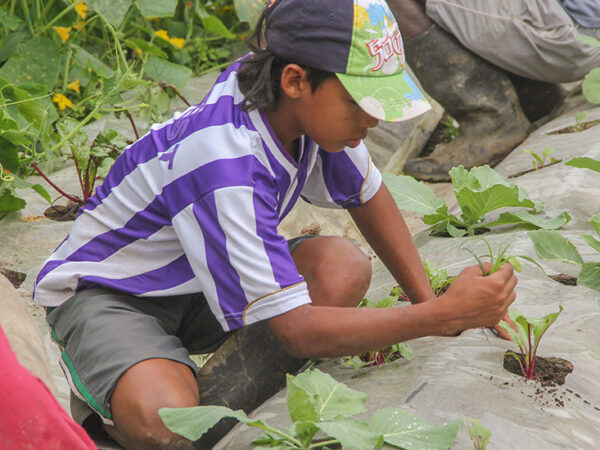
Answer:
[
  {"left": 549, "top": 273, "right": 577, "bottom": 286},
  {"left": 503, "top": 351, "right": 573, "bottom": 386},
  {"left": 419, "top": 112, "right": 455, "bottom": 157},
  {"left": 507, "top": 159, "right": 562, "bottom": 179},
  {"left": 0, "top": 267, "right": 26, "bottom": 288},
  {"left": 44, "top": 201, "right": 83, "bottom": 221},
  {"left": 546, "top": 120, "right": 600, "bottom": 135}
]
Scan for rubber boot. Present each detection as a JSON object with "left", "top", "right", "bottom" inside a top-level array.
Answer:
[
  {"left": 193, "top": 321, "right": 308, "bottom": 449},
  {"left": 505, "top": 72, "right": 566, "bottom": 123},
  {"left": 402, "top": 24, "right": 532, "bottom": 182}
]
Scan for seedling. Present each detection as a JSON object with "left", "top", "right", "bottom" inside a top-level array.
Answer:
[
  {"left": 466, "top": 419, "right": 492, "bottom": 450},
  {"left": 579, "top": 34, "right": 600, "bottom": 103},
  {"left": 521, "top": 147, "right": 558, "bottom": 170},
  {"left": 498, "top": 306, "right": 563, "bottom": 379},
  {"left": 461, "top": 238, "right": 543, "bottom": 276},
  {"left": 574, "top": 111, "right": 588, "bottom": 132},
  {"left": 384, "top": 165, "right": 570, "bottom": 237},
  {"left": 423, "top": 259, "right": 456, "bottom": 296},
  {"left": 344, "top": 295, "right": 413, "bottom": 368},
  {"left": 159, "top": 368, "right": 463, "bottom": 449},
  {"left": 441, "top": 115, "right": 460, "bottom": 142}
]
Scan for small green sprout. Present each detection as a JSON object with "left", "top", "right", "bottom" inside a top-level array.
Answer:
[
  {"left": 461, "top": 238, "right": 543, "bottom": 276},
  {"left": 498, "top": 306, "right": 563, "bottom": 379},
  {"left": 442, "top": 115, "right": 460, "bottom": 142},
  {"left": 574, "top": 111, "right": 588, "bottom": 132},
  {"left": 521, "top": 146, "right": 558, "bottom": 170},
  {"left": 466, "top": 418, "right": 492, "bottom": 450}
]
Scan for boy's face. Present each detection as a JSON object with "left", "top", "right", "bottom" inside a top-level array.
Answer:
[{"left": 296, "top": 77, "right": 379, "bottom": 152}]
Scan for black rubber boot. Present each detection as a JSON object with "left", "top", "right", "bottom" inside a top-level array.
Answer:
[
  {"left": 192, "top": 321, "right": 308, "bottom": 449},
  {"left": 402, "top": 24, "right": 532, "bottom": 182},
  {"left": 505, "top": 72, "right": 566, "bottom": 123}
]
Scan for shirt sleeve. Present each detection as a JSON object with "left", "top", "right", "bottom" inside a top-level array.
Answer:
[
  {"left": 300, "top": 142, "right": 382, "bottom": 209},
  {"left": 172, "top": 185, "right": 312, "bottom": 332}
]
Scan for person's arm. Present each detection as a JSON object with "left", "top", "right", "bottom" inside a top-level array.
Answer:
[
  {"left": 267, "top": 262, "right": 517, "bottom": 358},
  {"left": 348, "top": 183, "right": 434, "bottom": 304}
]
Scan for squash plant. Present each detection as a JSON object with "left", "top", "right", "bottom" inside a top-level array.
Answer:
[
  {"left": 384, "top": 165, "right": 570, "bottom": 237},
  {"left": 159, "top": 368, "right": 464, "bottom": 449},
  {"left": 498, "top": 306, "right": 563, "bottom": 379},
  {"left": 579, "top": 34, "right": 600, "bottom": 104}
]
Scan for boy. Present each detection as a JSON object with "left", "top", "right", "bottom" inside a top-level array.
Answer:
[{"left": 34, "top": 0, "right": 517, "bottom": 448}]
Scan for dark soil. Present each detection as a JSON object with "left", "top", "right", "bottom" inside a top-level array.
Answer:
[
  {"left": 547, "top": 120, "right": 600, "bottom": 135},
  {"left": 44, "top": 200, "right": 83, "bottom": 221},
  {"left": 0, "top": 267, "right": 26, "bottom": 288},
  {"left": 503, "top": 351, "right": 573, "bottom": 386},
  {"left": 549, "top": 273, "right": 577, "bottom": 286}
]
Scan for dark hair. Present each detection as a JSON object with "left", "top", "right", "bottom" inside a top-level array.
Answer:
[{"left": 237, "top": 6, "right": 335, "bottom": 112}]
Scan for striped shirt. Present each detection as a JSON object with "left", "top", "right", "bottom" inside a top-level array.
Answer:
[{"left": 34, "top": 60, "right": 382, "bottom": 332}]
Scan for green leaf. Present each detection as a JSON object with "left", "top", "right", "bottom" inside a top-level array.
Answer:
[
  {"left": 0, "top": 8, "right": 22, "bottom": 31},
  {"left": 286, "top": 374, "right": 318, "bottom": 423},
  {"left": 144, "top": 56, "right": 191, "bottom": 89},
  {"left": 497, "top": 320, "right": 526, "bottom": 351},
  {"left": 530, "top": 306, "right": 562, "bottom": 346},
  {"left": 370, "top": 408, "right": 462, "bottom": 450},
  {"left": 382, "top": 173, "right": 445, "bottom": 215},
  {"left": 466, "top": 418, "right": 492, "bottom": 450},
  {"left": 0, "top": 37, "right": 61, "bottom": 90},
  {"left": 0, "top": 31, "right": 27, "bottom": 64},
  {"left": 199, "top": 15, "right": 237, "bottom": 40},
  {"left": 72, "top": 45, "right": 113, "bottom": 78},
  {"left": 0, "top": 139, "right": 18, "bottom": 172},
  {"left": 484, "top": 211, "right": 570, "bottom": 230},
  {"left": 583, "top": 67, "right": 600, "bottom": 104},
  {"left": 590, "top": 214, "right": 600, "bottom": 237},
  {"left": 135, "top": 0, "right": 177, "bottom": 18},
  {"left": 159, "top": 405, "right": 252, "bottom": 441},
  {"left": 581, "top": 234, "right": 600, "bottom": 253},
  {"left": 317, "top": 419, "right": 379, "bottom": 450},
  {"left": 125, "top": 38, "right": 168, "bottom": 58},
  {"left": 0, "top": 191, "right": 26, "bottom": 212},
  {"left": 233, "top": 0, "right": 265, "bottom": 24},
  {"left": 450, "top": 166, "right": 541, "bottom": 224},
  {"left": 288, "top": 369, "right": 368, "bottom": 421},
  {"left": 87, "top": 0, "right": 133, "bottom": 27},
  {"left": 12, "top": 175, "right": 51, "bottom": 203},
  {"left": 527, "top": 230, "right": 584, "bottom": 265},
  {"left": 565, "top": 156, "right": 600, "bottom": 173},
  {"left": 578, "top": 262, "right": 600, "bottom": 292},
  {"left": 578, "top": 33, "right": 600, "bottom": 47}
]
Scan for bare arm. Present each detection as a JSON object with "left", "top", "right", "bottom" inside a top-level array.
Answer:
[
  {"left": 349, "top": 183, "right": 434, "bottom": 304},
  {"left": 268, "top": 263, "right": 517, "bottom": 358}
]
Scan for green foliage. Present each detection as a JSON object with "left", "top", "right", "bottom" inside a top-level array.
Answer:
[
  {"left": 565, "top": 156, "right": 600, "bottom": 173},
  {"left": 498, "top": 306, "right": 563, "bottom": 379},
  {"left": 521, "top": 146, "right": 558, "bottom": 170},
  {"left": 423, "top": 259, "right": 455, "bottom": 296},
  {"left": 441, "top": 115, "right": 459, "bottom": 142},
  {"left": 466, "top": 418, "right": 492, "bottom": 450},
  {"left": 528, "top": 224, "right": 600, "bottom": 292},
  {"left": 159, "top": 368, "right": 463, "bottom": 449},
  {"left": 461, "top": 238, "right": 543, "bottom": 276},
  {"left": 345, "top": 294, "right": 413, "bottom": 368},
  {"left": 385, "top": 165, "right": 570, "bottom": 237},
  {"left": 574, "top": 111, "right": 588, "bottom": 132},
  {"left": 579, "top": 34, "right": 600, "bottom": 104}
]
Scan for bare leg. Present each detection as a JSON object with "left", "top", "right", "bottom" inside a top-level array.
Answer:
[{"left": 105, "top": 358, "right": 198, "bottom": 449}]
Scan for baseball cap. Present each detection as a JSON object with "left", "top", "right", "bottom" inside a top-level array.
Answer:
[{"left": 264, "top": 0, "right": 431, "bottom": 122}]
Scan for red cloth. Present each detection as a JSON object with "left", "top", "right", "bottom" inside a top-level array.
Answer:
[{"left": 0, "top": 326, "right": 96, "bottom": 449}]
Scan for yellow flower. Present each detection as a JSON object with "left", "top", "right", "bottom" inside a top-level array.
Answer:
[
  {"left": 155, "top": 29, "right": 170, "bottom": 41},
  {"left": 73, "top": 20, "right": 86, "bottom": 31},
  {"left": 67, "top": 78, "right": 81, "bottom": 94},
  {"left": 54, "top": 26, "right": 72, "bottom": 44},
  {"left": 154, "top": 29, "right": 184, "bottom": 49},
  {"left": 169, "top": 37, "right": 184, "bottom": 49},
  {"left": 134, "top": 48, "right": 143, "bottom": 57},
  {"left": 53, "top": 93, "right": 73, "bottom": 110},
  {"left": 74, "top": 1, "right": 87, "bottom": 19}
]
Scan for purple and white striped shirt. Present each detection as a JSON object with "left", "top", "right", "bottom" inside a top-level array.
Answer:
[{"left": 34, "top": 61, "right": 382, "bottom": 331}]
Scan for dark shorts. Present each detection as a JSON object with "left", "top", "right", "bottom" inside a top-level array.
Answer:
[{"left": 47, "top": 235, "right": 317, "bottom": 426}]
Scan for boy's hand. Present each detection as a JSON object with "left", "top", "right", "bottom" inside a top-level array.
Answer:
[{"left": 436, "top": 262, "right": 517, "bottom": 336}]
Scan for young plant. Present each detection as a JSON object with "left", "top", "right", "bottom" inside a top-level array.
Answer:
[
  {"left": 466, "top": 419, "right": 492, "bottom": 450},
  {"left": 462, "top": 238, "right": 543, "bottom": 276},
  {"left": 528, "top": 222, "right": 600, "bottom": 292},
  {"left": 441, "top": 115, "right": 460, "bottom": 142},
  {"left": 578, "top": 34, "right": 600, "bottom": 104},
  {"left": 521, "top": 146, "right": 558, "bottom": 170},
  {"left": 497, "top": 306, "right": 563, "bottom": 379},
  {"left": 344, "top": 295, "right": 413, "bottom": 368},
  {"left": 159, "top": 368, "right": 463, "bottom": 449},
  {"left": 574, "top": 111, "right": 588, "bottom": 132},
  {"left": 423, "top": 259, "right": 456, "bottom": 296},
  {"left": 384, "top": 165, "right": 570, "bottom": 237}
]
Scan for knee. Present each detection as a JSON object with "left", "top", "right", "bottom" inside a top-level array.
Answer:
[{"left": 292, "top": 236, "right": 372, "bottom": 307}]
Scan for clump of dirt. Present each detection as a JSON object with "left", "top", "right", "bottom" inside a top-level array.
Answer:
[
  {"left": 301, "top": 223, "right": 321, "bottom": 236},
  {"left": 547, "top": 120, "right": 600, "bottom": 134},
  {"left": 503, "top": 351, "right": 573, "bottom": 386},
  {"left": 0, "top": 267, "right": 26, "bottom": 289},
  {"left": 549, "top": 273, "right": 577, "bottom": 286},
  {"left": 44, "top": 201, "right": 83, "bottom": 221}
]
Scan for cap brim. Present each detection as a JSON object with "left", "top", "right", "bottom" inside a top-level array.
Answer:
[{"left": 336, "top": 68, "right": 431, "bottom": 122}]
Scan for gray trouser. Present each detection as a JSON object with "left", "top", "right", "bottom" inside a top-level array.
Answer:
[{"left": 426, "top": 0, "right": 600, "bottom": 82}]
